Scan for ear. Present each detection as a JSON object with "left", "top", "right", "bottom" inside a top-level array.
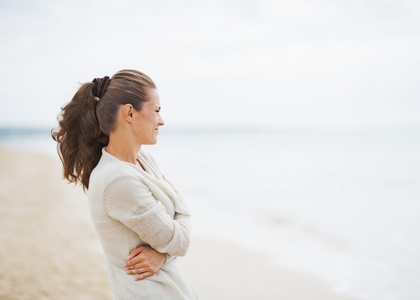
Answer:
[{"left": 121, "top": 104, "right": 135, "bottom": 122}]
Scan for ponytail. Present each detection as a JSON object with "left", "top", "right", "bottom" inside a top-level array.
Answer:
[{"left": 52, "top": 81, "right": 109, "bottom": 191}]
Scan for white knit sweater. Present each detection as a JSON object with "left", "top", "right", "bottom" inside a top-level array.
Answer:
[{"left": 88, "top": 148, "right": 199, "bottom": 299}]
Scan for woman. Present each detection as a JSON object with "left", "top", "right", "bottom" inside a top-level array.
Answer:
[{"left": 52, "top": 69, "right": 199, "bottom": 299}]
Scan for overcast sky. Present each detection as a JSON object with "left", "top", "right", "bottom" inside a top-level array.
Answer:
[{"left": 1, "top": 0, "right": 419, "bottom": 129}]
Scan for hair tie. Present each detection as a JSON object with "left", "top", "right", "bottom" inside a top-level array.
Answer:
[{"left": 92, "top": 76, "right": 111, "bottom": 101}]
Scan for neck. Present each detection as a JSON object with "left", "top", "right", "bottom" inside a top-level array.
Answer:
[{"left": 106, "top": 129, "right": 141, "bottom": 164}]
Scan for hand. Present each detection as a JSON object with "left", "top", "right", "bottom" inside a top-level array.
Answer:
[{"left": 125, "top": 246, "right": 167, "bottom": 281}]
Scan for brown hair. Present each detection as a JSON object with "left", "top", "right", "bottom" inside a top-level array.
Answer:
[{"left": 51, "top": 69, "right": 156, "bottom": 191}]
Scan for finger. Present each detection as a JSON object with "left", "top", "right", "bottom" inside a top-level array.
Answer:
[
  {"left": 127, "top": 246, "right": 145, "bottom": 260},
  {"left": 126, "top": 260, "right": 148, "bottom": 270},
  {"left": 126, "top": 255, "right": 143, "bottom": 267},
  {"left": 134, "top": 271, "right": 154, "bottom": 281},
  {"left": 126, "top": 267, "right": 148, "bottom": 275}
]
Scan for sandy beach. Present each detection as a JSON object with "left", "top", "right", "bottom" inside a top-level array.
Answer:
[{"left": 0, "top": 147, "right": 357, "bottom": 300}]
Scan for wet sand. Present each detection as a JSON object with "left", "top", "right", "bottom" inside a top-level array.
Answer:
[{"left": 0, "top": 148, "right": 356, "bottom": 300}]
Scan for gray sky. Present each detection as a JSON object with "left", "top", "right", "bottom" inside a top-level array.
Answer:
[{"left": 1, "top": 0, "right": 419, "bottom": 129}]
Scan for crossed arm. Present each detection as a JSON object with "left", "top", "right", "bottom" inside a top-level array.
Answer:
[{"left": 105, "top": 175, "right": 188, "bottom": 281}]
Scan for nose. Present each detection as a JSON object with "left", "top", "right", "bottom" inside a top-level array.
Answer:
[{"left": 158, "top": 115, "right": 165, "bottom": 126}]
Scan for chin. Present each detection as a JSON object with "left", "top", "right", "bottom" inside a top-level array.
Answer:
[{"left": 146, "top": 139, "right": 158, "bottom": 145}]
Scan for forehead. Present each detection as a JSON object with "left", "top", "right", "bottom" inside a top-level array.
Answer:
[{"left": 146, "top": 88, "right": 160, "bottom": 106}]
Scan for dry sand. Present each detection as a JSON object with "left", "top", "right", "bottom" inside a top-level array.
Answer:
[{"left": 0, "top": 148, "right": 357, "bottom": 300}]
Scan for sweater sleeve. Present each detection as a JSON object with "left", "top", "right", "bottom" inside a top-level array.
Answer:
[{"left": 103, "top": 176, "right": 191, "bottom": 257}]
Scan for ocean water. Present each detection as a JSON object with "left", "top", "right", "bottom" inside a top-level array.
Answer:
[{"left": 1, "top": 126, "right": 419, "bottom": 300}]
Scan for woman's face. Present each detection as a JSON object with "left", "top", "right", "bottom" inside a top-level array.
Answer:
[{"left": 132, "top": 88, "right": 165, "bottom": 145}]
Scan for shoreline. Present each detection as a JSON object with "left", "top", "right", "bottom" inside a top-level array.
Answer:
[
  {"left": 183, "top": 237, "right": 357, "bottom": 300},
  {"left": 0, "top": 148, "right": 357, "bottom": 299}
]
